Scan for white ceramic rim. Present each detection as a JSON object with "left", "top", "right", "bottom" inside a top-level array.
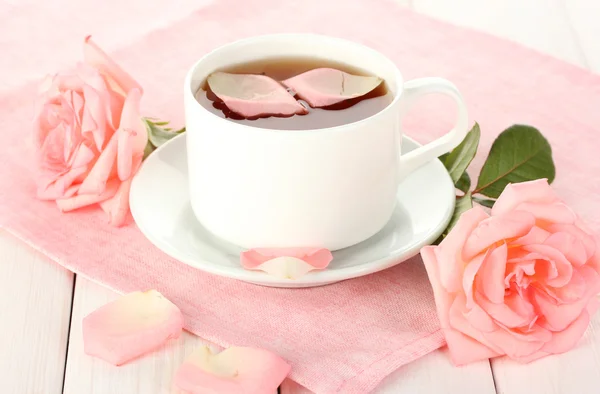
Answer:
[{"left": 183, "top": 33, "right": 404, "bottom": 134}]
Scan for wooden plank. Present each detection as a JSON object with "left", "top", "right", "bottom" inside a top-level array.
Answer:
[
  {"left": 563, "top": 0, "right": 600, "bottom": 73},
  {"left": 491, "top": 310, "right": 600, "bottom": 394},
  {"left": 280, "top": 349, "right": 496, "bottom": 394},
  {"left": 411, "top": 0, "right": 588, "bottom": 68},
  {"left": 0, "top": 231, "right": 74, "bottom": 394},
  {"left": 62, "top": 277, "right": 279, "bottom": 394},
  {"left": 62, "top": 277, "right": 209, "bottom": 394},
  {"left": 375, "top": 349, "right": 496, "bottom": 393}
]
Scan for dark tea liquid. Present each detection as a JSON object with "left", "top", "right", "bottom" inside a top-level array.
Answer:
[{"left": 195, "top": 57, "right": 394, "bottom": 130}]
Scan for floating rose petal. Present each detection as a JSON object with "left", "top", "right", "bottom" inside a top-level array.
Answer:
[
  {"left": 282, "top": 68, "right": 383, "bottom": 108},
  {"left": 240, "top": 248, "right": 333, "bottom": 279},
  {"left": 207, "top": 72, "right": 308, "bottom": 118},
  {"left": 174, "top": 346, "right": 291, "bottom": 394},
  {"left": 83, "top": 290, "right": 184, "bottom": 365}
]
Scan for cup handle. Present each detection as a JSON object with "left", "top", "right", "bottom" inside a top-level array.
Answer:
[{"left": 398, "top": 77, "right": 469, "bottom": 179}]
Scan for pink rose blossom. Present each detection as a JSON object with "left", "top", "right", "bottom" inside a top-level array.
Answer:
[
  {"left": 422, "top": 179, "right": 600, "bottom": 364},
  {"left": 33, "top": 36, "right": 147, "bottom": 226}
]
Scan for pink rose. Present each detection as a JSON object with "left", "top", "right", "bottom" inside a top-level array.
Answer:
[
  {"left": 422, "top": 179, "right": 600, "bottom": 364},
  {"left": 33, "top": 36, "right": 147, "bottom": 226}
]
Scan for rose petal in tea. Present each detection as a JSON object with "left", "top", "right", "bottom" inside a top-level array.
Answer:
[
  {"left": 83, "top": 290, "right": 184, "bottom": 365},
  {"left": 207, "top": 72, "right": 308, "bottom": 118},
  {"left": 282, "top": 67, "right": 383, "bottom": 108},
  {"left": 174, "top": 346, "right": 291, "bottom": 394},
  {"left": 241, "top": 248, "right": 333, "bottom": 279}
]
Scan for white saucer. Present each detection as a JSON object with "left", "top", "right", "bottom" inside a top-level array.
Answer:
[{"left": 130, "top": 134, "right": 455, "bottom": 288}]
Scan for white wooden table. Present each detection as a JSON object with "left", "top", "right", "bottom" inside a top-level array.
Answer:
[{"left": 2, "top": 1, "right": 600, "bottom": 393}]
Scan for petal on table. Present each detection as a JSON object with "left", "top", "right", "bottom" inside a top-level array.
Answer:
[
  {"left": 174, "top": 346, "right": 291, "bottom": 394},
  {"left": 83, "top": 290, "right": 183, "bottom": 366},
  {"left": 282, "top": 68, "right": 383, "bottom": 107},
  {"left": 207, "top": 72, "right": 307, "bottom": 118}
]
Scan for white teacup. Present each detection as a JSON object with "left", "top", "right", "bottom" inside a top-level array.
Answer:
[{"left": 184, "top": 34, "right": 468, "bottom": 251}]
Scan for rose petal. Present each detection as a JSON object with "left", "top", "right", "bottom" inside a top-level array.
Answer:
[
  {"left": 241, "top": 248, "right": 332, "bottom": 269},
  {"left": 83, "top": 290, "right": 183, "bottom": 366},
  {"left": 207, "top": 72, "right": 307, "bottom": 118},
  {"left": 463, "top": 210, "right": 535, "bottom": 261},
  {"left": 245, "top": 256, "right": 320, "bottom": 279},
  {"left": 539, "top": 268, "right": 586, "bottom": 303},
  {"left": 447, "top": 294, "right": 504, "bottom": 360},
  {"left": 37, "top": 165, "right": 88, "bottom": 200},
  {"left": 99, "top": 177, "right": 133, "bottom": 227},
  {"left": 541, "top": 309, "right": 590, "bottom": 354},
  {"left": 514, "top": 226, "right": 551, "bottom": 246},
  {"left": 423, "top": 247, "right": 503, "bottom": 365},
  {"left": 436, "top": 206, "right": 490, "bottom": 292},
  {"left": 524, "top": 244, "right": 573, "bottom": 287},
  {"left": 492, "top": 179, "right": 558, "bottom": 216},
  {"left": 533, "top": 265, "right": 600, "bottom": 331},
  {"left": 516, "top": 202, "right": 577, "bottom": 225},
  {"left": 475, "top": 291, "right": 535, "bottom": 328},
  {"left": 56, "top": 179, "right": 120, "bottom": 212},
  {"left": 81, "top": 84, "right": 109, "bottom": 151},
  {"left": 83, "top": 36, "right": 142, "bottom": 95},
  {"left": 463, "top": 249, "right": 488, "bottom": 308},
  {"left": 174, "top": 346, "right": 290, "bottom": 394},
  {"left": 116, "top": 88, "right": 146, "bottom": 181},
  {"left": 481, "top": 326, "right": 546, "bottom": 360},
  {"left": 544, "top": 232, "right": 590, "bottom": 267},
  {"left": 547, "top": 223, "right": 597, "bottom": 265},
  {"left": 282, "top": 68, "right": 383, "bottom": 108},
  {"left": 477, "top": 243, "right": 508, "bottom": 304},
  {"left": 78, "top": 131, "right": 118, "bottom": 195}
]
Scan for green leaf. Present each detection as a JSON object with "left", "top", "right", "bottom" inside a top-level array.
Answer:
[
  {"left": 447, "top": 192, "right": 473, "bottom": 232},
  {"left": 443, "top": 123, "right": 481, "bottom": 184},
  {"left": 455, "top": 172, "right": 471, "bottom": 194},
  {"left": 473, "top": 197, "right": 496, "bottom": 208},
  {"left": 474, "top": 125, "right": 555, "bottom": 198},
  {"left": 143, "top": 140, "right": 155, "bottom": 160},
  {"left": 145, "top": 119, "right": 186, "bottom": 149},
  {"left": 434, "top": 192, "right": 473, "bottom": 244}
]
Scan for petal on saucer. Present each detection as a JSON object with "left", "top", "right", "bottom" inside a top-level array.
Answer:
[
  {"left": 282, "top": 68, "right": 383, "bottom": 108},
  {"left": 174, "top": 345, "right": 291, "bottom": 394},
  {"left": 241, "top": 248, "right": 333, "bottom": 279},
  {"left": 82, "top": 290, "right": 184, "bottom": 365},
  {"left": 250, "top": 256, "right": 322, "bottom": 279},
  {"left": 241, "top": 248, "right": 332, "bottom": 269},
  {"left": 207, "top": 72, "right": 308, "bottom": 118}
]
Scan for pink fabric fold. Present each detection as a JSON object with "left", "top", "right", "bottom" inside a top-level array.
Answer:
[{"left": 1, "top": 0, "right": 600, "bottom": 393}]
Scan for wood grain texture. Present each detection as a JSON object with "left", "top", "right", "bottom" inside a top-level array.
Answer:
[
  {"left": 280, "top": 349, "right": 496, "bottom": 394},
  {"left": 563, "top": 0, "right": 600, "bottom": 72},
  {"left": 62, "top": 278, "right": 279, "bottom": 394},
  {"left": 411, "top": 0, "right": 588, "bottom": 68},
  {"left": 62, "top": 277, "right": 210, "bottom": 394},
  {"left": 0, "top": 231, "right": 74, "bottom": 394},
  {"left": 375, "top": 349, "right": 496, "bottom": 394}
]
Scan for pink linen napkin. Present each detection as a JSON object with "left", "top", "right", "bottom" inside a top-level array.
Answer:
[{"left": 1, "top": 0, "right": 600, "bottom": 392}]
